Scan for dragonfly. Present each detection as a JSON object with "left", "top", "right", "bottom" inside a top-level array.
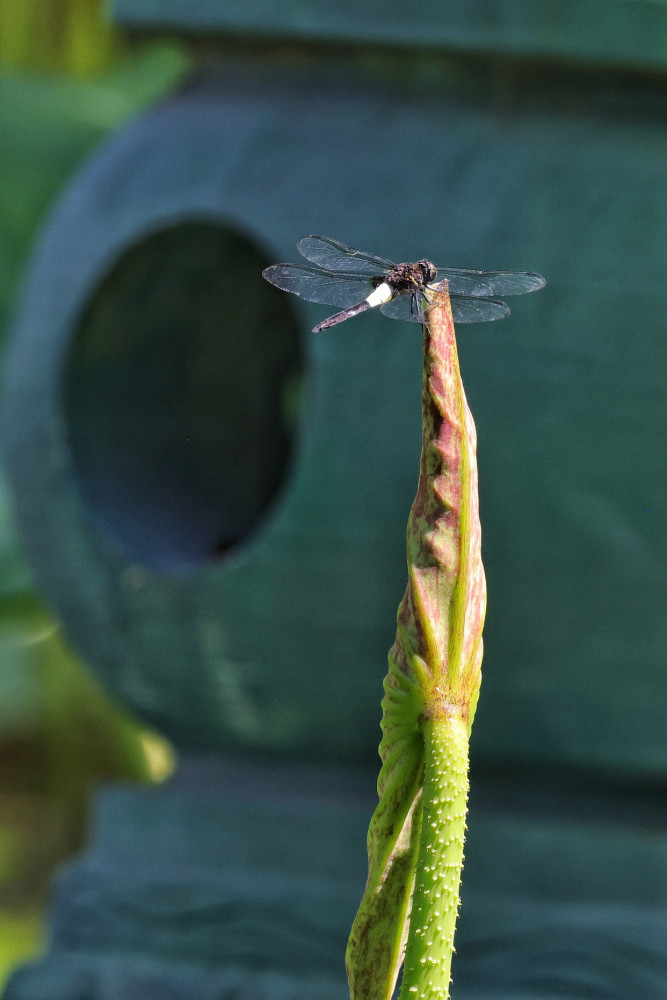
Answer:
[{"left": 262, "top": 235, "right": 545, "bottom": 332}]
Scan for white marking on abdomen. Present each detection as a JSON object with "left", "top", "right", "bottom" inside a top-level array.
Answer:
[{"left": 365, "top": 282, "right": 393, "bottom": 308}]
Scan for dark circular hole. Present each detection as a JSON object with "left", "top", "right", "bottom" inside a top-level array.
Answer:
[{"left": 64, "top": 222, "right": 303, "bottom": 572}]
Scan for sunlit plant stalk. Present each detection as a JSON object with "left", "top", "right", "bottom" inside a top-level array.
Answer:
[{"left": 346, "top": 282, "right": 486, "bottom": 1000}]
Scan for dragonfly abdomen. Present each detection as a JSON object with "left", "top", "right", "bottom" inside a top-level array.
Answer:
[{"left": 313, "top": 282, "right": 393, "bottom": 333}]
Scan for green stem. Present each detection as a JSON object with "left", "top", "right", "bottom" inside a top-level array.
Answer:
[{"left": 400, "top": 713, "right": 469, "bottom": 1000}]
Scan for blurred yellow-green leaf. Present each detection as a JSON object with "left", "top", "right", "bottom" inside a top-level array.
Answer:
[
  {"left": 0, "top": 907, "right": 43, "bottom": 990},
  {"left": 0, "top": 0, "right": 118, "bottom": 77}
]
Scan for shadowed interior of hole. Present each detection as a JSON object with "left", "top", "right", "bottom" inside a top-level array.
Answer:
[{"left": 63, "top": 222, "right": 303, "bottom": 573}]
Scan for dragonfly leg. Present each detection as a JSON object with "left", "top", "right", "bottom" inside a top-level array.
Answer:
[{"left": 411, "top": 291, "right": 426, "bottom": 325}]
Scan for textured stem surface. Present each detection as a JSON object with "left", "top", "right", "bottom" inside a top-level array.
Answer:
[
  {"left": 346, "top": 284, "right": 485, "bottom": 1000},
  {"left": 399, "top": 715, "right": 469, "bottom": 1000}
]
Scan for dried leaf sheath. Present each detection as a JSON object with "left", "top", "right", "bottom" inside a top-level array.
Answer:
[{"left": 346, "top": 284, "right": 486, "bottom": 1000}]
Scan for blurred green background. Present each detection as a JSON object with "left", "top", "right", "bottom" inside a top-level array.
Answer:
[{"left": 0, "top": 0, "right": 184, "bottom": 983}]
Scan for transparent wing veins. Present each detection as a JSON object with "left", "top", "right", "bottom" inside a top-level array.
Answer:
[
  {"left": 262, "top": 262, "right": 372, "bottom": 308},
  {"left": 434, "top": 266, "right": 546, "bottom": 297},
  {"left": 380, "top": 290, "right": 511, "bottom": 324},
  {"left": 297, "top": 235, "right": 396, "bottom": 275}
]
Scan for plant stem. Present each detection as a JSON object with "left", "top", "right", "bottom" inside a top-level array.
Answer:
[
  {"left": 399, "top": 713, "right": 469, "bottom": 1000},
  {"left": 346, "top": 283, "right": 484, "bottom": 1000}
]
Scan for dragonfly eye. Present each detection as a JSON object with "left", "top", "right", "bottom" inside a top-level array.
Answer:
[{"left": 418, "top": 260, "right": 437, "bottom": 284}]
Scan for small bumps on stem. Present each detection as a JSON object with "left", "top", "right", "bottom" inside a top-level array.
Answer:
[{"left": 399, "top": 715, "right": 469, "bottom": 1000}]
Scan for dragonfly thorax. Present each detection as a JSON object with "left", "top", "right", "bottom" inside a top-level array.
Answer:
[{"left": 387, "top": 259, "right": 437, "bottom": 293}]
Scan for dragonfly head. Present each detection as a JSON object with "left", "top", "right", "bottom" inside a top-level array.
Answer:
[{"left": 417, "top": 260, "right": 438, "bottom": 285}]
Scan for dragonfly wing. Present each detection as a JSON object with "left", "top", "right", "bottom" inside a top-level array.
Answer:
[
  {"left": 262, "top": 263, "right": 372, "bottom": 307},
  {"left": 382, "top": 291, "right": 511, "bottom": 324},
  {"left": 436, "top": 267, "right": 546, "bottom": 297},
  {"left": 297, "top": 235, "right": 396, "bottom": 275},
  {"left": 476, "top": 270, "right": 546, "bottom": 295},
  {"left": 450, "top": 295, "right": 510, "bottom": 323},
  {"left": 380, "top": 292, "right": 422, "bottom": 323}
]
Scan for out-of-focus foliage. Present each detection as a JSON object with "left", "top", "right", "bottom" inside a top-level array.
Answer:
[
  {"left": 0, "top": 908, "right": 42, "bottom": 990},
  {"left": 0, "top": 0, "right": 118, "bottom": 77},
  {"left": 0, "top": 34, "right": 187, "bottom": 987}
]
